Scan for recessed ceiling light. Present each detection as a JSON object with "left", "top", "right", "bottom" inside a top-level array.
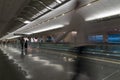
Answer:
[{"left": 24, "top": 20, "right": 31, "bottom": 24}]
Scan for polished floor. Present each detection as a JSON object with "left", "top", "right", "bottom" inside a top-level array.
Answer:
[{"left": 0, "top": 45, "right": 120, "bottom": 80}]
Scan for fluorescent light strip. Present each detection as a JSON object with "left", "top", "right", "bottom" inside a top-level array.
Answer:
[
  {"left": 46, "top": 6, "right": 53, "bottom": 10},
  {"left": 26, "top": 25, "right": 64, "bottom": 35},
  {"left": 49, "top": 2, "right": 58, "bottom": 8},
  {"left": 56, "top": 0, "right": 62, "bottom": 4},
  {"left": 85, "top": 8, "right": 120, "bottom": 21},
  {"left": 38, "top": 1, "right": 53, "bottom": 10},
  {"left": 7, "top": 36, "right": 20, "bottom": 39}
]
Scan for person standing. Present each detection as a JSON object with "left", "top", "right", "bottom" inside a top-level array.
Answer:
[
  {"left": 24, "top": 40, "right": 28, "bottom": 55},
  {"left": 19, "top": 37, "right": 25, "bottom": 58},
  {"left": 19, "top": 37, "right": 24, "bottom": 51}
]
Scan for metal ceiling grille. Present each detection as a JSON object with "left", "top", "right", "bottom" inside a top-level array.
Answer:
[{"left": 17, "top": 0, "right": 70, "bottom": 21}]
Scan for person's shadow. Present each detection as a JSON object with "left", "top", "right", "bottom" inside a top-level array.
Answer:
[{"left": 24, "top": 40, "right": 28, "bottom": 55}]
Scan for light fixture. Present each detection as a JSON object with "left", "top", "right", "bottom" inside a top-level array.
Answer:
[
  {"left": 62, "top": 13, "right": 65, "bottom": 16},
  {"left": 61, "top": 0, "right": 66, "bottom": 1},
  {"left": 86, "top": 3, "right": 91, "bottom": 6},
  {"left": 46, "top": 6, "right": 53, "bottom": 10},
  {"left": 24, "top": 20, "right": 31, "bottom": 24},
  {"left": 71, "top": 31, "right": 77, "bottom": 35},
  {"left": 26, "top": 25, "right": 64, "bottom": 35},
  {"left": 56, "top": 0, "right": 62, "bottom": 4},
  {"left": 7, "top": 36, "right": 20, "bottom": 39},
  {"left": 85, "top": 8, "right": 120, "bottom": 21}
]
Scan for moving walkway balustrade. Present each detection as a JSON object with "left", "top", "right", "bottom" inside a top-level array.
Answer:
[{"left": 81, "top": 44, "right": 120, "bottom": 57}]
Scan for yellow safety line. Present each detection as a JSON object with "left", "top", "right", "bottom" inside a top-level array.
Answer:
[{"left": 77, "top": 55, "right": 120, "bottom": 65}]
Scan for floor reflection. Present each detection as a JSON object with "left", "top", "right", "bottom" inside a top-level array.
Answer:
[
  {"left": 71, "top": 57, "right": 91, "bottom": 80},
  {"left": 0, "top": 45, "right": 120, "bottom": 80},
  {"left": 20, "top": 50, "right": 25, "bottom": 59}
]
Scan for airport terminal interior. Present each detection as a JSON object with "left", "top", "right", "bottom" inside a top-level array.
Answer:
[{"left": 0, "top": 0, "right": 120, "bottom": 80}]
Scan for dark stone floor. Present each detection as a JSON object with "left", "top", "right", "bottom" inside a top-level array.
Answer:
[{"left": 0, "top": 45, "right": 120, "bottom": 80}]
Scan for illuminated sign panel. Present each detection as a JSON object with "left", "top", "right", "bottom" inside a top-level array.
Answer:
[{"left": 108, "top": 34, "right": 120, "bottom": 43}]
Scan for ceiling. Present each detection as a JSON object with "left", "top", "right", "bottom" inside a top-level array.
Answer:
[
  {"left": 0, "top": 0, "right": 29, "bottom": 37},
  {"left": 0, "top": 0, "right": 70, "bottom": 39},
  {"left": 1, "top": 0, "right": 120, "bottom": 40},
  {"left": 78, "top": 0, "right": 120, "bottom": 21}
]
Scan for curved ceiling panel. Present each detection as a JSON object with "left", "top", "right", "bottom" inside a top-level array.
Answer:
[{"left": 77, "top": 0, "right": 120, "bottom": 21}]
